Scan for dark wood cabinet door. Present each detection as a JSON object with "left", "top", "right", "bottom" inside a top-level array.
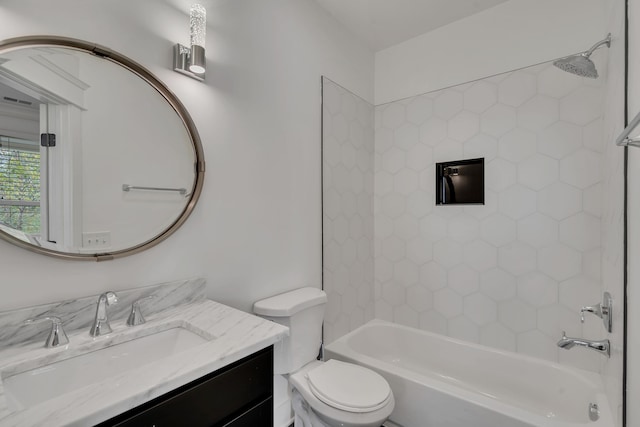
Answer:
[{"left": 98, "top": 346, "right": 274, "bottom": 427}]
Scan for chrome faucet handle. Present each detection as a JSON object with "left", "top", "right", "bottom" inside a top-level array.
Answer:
[
  {"left": 580, "top": 304, "right": 602, "bottom": 323},
  {"left": 126, "top": 295, "right": 155, "bottom": 326},
  {"left": 24, "top": 316, "right": 69, "bottom": 348},
  {"left": 579, "top": 292, "right": 613, "bottom": 333}
]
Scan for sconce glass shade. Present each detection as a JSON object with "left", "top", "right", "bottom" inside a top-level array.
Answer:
[{"left": 189, "top": 4, "right": 206, "bottom": 74}]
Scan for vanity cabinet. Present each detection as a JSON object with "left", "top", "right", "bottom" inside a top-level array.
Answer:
[{"left": 97, "top": 346, "right": 273, "bottom": 427}]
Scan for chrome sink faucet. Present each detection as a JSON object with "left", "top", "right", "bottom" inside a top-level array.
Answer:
[
  {"left": 90, "top": 291, "right": 118, "bottom": 337},
  {"left": 557, "top": 331, "right": 610, "bottom": 357}
]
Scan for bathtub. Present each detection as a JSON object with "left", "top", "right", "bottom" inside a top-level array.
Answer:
[{"left": 324, "top": 320, "right": 613, "bottom": 427}]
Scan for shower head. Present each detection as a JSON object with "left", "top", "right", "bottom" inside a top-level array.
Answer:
[
  {"left": 553, "top": 33, "right": 611, "bottom": 79},
  {"left": 553, "top": 54, "right": 599, "bottom": 78}
]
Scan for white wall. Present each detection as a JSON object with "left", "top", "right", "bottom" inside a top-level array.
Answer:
[
  {"left": 0, "top": 0, "right": 373, "bottom": 312},
  {"left": 375, "top": 0, "right": 608, "bottom": 105}
]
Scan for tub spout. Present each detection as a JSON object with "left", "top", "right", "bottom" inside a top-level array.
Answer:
[
  {"left": 557, "top": 332, "right": 577, "bottom": 349},
  {"left": 557, "top": 331, "right": 610, "bottom": 357}
]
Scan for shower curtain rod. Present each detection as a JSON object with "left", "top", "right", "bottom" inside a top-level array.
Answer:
[{"left": 616, "top": 109, "right": 640, "bottom": 147}]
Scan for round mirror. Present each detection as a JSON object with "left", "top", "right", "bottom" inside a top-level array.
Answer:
[{"left": 0, "top": 36, "right": 204, "bottom": 260}]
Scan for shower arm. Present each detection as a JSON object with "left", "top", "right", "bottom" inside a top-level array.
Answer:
[{"left": 583, "top": 34, "right": 611, "bottom": 57}]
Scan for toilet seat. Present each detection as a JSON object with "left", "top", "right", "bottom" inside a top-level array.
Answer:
[
  {"left": 290, "top": 361, "right": 395, "bottom": 427},
  {"left": 305, "top": 359, "right": 391, "bottom": 413}
]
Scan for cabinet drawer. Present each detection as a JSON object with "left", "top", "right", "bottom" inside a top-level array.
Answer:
[
  {"left": 100, "top": 346, "right": 273, "bottom": 427},
  {"left": 223, "top": 396, "right": 272, "bottom": 427}
]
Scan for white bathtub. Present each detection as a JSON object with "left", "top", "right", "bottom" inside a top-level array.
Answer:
[{"left": 324, "top": 320, "right": 613, "bottom": 427}]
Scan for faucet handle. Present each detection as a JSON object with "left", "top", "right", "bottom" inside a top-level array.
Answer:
[
  {"left": 579, "top": 292, "right": 613, "bottom": 333},
  {"left": 24, "top": 316, "right": 69, "bottom": 348},
  {"left": 580, "top": 304, "right": 602, "bottom": 323},
  {"left": 127, "top": 296, "right": 155, "bottom": 326}
]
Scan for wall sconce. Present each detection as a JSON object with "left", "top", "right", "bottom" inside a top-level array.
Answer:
[{"left": 173, "top": 3, "right": 206, "bottom": 81}]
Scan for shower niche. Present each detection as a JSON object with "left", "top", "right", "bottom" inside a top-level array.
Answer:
[{"left": 435, "top": 158, "right": 484, "bottom": 205}]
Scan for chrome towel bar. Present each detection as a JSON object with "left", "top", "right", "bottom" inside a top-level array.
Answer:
[{"left": 122, "top": 184, "right": 187, "bottom": 196}]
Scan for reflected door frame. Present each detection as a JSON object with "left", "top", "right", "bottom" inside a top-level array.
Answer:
[{"left": 39, "top": 103, "right": 82, "bottom": 249}]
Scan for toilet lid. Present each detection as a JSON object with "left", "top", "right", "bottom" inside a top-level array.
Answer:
[{"left": 305, "top": 360, "right": 391, "bottom": 413}]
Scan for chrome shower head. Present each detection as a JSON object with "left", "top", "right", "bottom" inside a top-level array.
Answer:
[
  {"left": 553, "top": 33, "right": 611, "bottom": 79},
  {"left": 553, "top": 54, "right": 599, "bottom": 78}
]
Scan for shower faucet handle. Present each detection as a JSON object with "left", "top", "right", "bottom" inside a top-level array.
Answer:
[
  {"left": 579, "top": 292, "right": 612, "bottom": 333},
  {"left": 580, "top": 304, "right": 602, "bottom": 322}
]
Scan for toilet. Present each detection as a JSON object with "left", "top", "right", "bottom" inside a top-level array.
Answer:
[{"left": 253, "top": 287, "right": 394, "bottom": 427}]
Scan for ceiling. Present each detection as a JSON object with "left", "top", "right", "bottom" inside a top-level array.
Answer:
[{"left": 313, "top": 0, "right": 510, "bottom": 51}]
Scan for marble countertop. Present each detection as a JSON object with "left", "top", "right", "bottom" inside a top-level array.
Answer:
[{"left": 0, "top": 299, "right": 288, "bottom": 427}]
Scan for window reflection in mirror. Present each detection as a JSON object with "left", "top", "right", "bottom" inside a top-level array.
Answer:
[{"left": 0, "top": 135, "right": 41, "bottom": 241}]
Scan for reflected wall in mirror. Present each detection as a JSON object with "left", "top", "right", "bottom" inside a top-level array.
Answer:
[{"left": 0, "top": 36, "right": 205, "bottom": 260}]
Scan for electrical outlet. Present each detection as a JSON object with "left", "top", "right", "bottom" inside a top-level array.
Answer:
[{"left": 82, "top": 231, "right": 111, "bottom": 248}]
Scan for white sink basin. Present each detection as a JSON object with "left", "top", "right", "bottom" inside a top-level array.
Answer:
[{"left": 2, "top": 327, "right": 208, "bottom": 410}]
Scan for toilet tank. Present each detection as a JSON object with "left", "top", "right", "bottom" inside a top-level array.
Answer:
[{"left": 253, "top": 287, "right": 327, "bottom": 374}]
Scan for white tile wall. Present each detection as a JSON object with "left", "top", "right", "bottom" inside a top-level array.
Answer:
[
  {"left": 600, "top": 0, "right": 626, "bottom": 424},
  {"left": 374, "top": 62, "right": 608, "bottom": 371},
  {"left": 323, "top": 56, "right": 624, "bottom": 423},
  {"left": 322, "top": 77, "right": 375, "bottom": 344}
]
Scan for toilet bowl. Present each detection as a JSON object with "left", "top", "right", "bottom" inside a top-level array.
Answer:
[{"left": 253, "top": 287, "right": 394, "bottom": 427}]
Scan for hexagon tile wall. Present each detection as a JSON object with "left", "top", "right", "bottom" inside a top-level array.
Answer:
[
  {"left": 323, "top": 61, "right": 609, "bottom": 374},
  {"left": 373, "top": 61, "right": 606, "bottom": 372},
  {"left": 322, "top": 77, "right": 376, "bottom": 344}
]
